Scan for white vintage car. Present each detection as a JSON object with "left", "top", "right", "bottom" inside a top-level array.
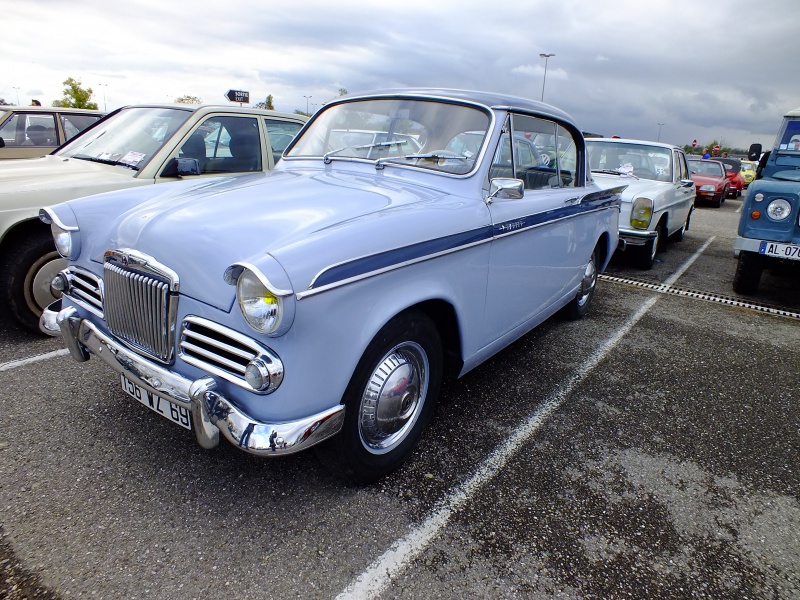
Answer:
[
  {"left": 41, "top": 89, "right": 621, "bottom": 482},
  {"left": 586, "top": 138, "right": 696, "bottom": 269},
  {"left": 0, "top": 104, "right": 306, "bottom": 331}
]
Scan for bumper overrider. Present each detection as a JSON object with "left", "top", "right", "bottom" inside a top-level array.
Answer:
[{"left": 41, "top": 302, "right": 344, "bottom": 456}]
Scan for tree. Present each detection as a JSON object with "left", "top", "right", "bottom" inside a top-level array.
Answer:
[
  {"left": 174, "top": 95, "right": 203, "bottom": 105},
  {"left": 52, "top": 77, "right": 98, "bottom": 109},
  {"left": 254, "top": 95, "right": 274, "bottom": 110},
  {"left": 338, "top": 88, "right": 348, "bottom": 97},
  {"left": 0, "top": 98, "right": 10, "bottom": 106}
]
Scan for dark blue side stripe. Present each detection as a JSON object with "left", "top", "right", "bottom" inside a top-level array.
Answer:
[
  {"left": 312, "top": 226, "right": 494, "bottom": 288},
  {"left": 310, "top": 187, "right": 622, "bottom": 290}
]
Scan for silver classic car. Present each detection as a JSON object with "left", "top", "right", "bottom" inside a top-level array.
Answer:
[
  {"left": 587, "top": 138, "right": 695, "bottom": 269},
  {"left": 41, "top": 89, "right": 621, "bottom": 482}
]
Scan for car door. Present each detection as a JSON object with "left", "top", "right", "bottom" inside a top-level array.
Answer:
[
  {"left": 485, "top": 114, "right": 587, "bottom": 339},
  {"left": 670, "top": 149, "right": 695, "bottom": 233}
]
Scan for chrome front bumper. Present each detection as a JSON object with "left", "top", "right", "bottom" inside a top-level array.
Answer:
[{"left": 41, "top": 302, "right": 344, "bottom": 456}]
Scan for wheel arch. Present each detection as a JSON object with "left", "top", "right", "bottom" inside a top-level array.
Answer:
[{"left": 0, "top": 216, "right": 51, "bottom": 254}]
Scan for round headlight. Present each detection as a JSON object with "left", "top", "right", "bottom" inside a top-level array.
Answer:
[
  {"left": 766, "top": 198, "right": 792, "bottom": 221},
  {"left": 630, "top": 197, "right": 653, "bottom": 229},
  {"left": 51, "top": 223, "right": 80, "bottom": 259},
  {"left": 237, "top": 269, "right": 283, "bottom": 334}
]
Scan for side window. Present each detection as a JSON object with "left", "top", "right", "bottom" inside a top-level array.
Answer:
[
  {"left": 264, "top": 118, "right": 303, "bottom": 164},
  {"left": 186, "top": 116, "right": 262, "bottom": 174},
  {"left": 15, "top": 113, "right": 58, "bottom": 147},
  {"left": 555, "top": 125, "right": 577, "bottom": 188},
  {"left": 0, "top": 114, "right": 23, "bottom": 147},
  {"left": 61, "top": 114, "right": 102, "bottom": 142},
  {"left": 490, "top": 114, "right": 560, "bottom": 190}
]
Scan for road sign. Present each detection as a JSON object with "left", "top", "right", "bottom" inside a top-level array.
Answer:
[
  {"left": 692, "top": 139, "right": 697, "bottom": 148},
  {"left": 225, "top": 90, "right": 250, "bottom": 103}
]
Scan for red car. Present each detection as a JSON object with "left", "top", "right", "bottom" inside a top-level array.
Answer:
[
  {"left": 717, "top": 157, "right": 745, "bottom": 198},
  {"left": 688, "top": 159, "right": 729, "bottom": 207}
]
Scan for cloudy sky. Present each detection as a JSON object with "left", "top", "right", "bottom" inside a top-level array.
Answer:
[{"left": 2, "top": 0, "right": 798, "bottom": 150}]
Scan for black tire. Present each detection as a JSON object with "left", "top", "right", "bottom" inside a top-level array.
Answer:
[
  {"left": 635, "top": 222, "right": 663, "bottom": 270},
  {"left": 732, "top": 251, "right": 763, "bottom": 295},
  {"left": 317, "top": 310, "right": 443, "bottom": 483},
  {"left": 0, "top": 230, "right": 65, "bottom": 333},
  {"left": 562, "top": 248, "right": 598, "bottom": 320}
]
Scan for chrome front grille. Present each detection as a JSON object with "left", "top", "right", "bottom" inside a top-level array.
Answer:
[
  {"left": 102, "top": 250, "right": 179, "bottom": 364},
  {"left": 65, "top": 267, "right": 103, "bottom": 316},
  {"left": 179, "top": 316, "right": 283, "bottom": 393}
]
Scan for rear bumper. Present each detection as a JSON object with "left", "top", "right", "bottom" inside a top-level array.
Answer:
[{"left": 41, "top": 302, "right": 344, "bottom": 456}]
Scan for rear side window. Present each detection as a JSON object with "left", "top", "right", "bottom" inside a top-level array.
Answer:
[
  {"left": 264, "top": 118, "right": 304, "bottom": 163},
  {"left": 61, "top": 114, "right": 103, "bottom": 142}
]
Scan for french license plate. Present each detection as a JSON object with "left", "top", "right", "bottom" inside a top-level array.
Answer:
[
  {"left": 120, "top": 374, "right": 192, "bottom": 430},
  {"left": 759, "top": 240, "right": 800, "bottom": 261}
]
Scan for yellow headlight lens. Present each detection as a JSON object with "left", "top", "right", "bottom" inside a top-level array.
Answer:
[
  {"left": 237, "top": 270, "right": 283, "bottom": 333},
  {"left": 630, "top": 197, "right": 653, "bottom": 229}
]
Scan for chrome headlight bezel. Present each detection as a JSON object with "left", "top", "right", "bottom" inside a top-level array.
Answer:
[
  {"left": 766, "top": 198, "right": 792, "bottom": 221},
  {"left": 630, "top": 196, "right": 654, "bottom": 229},
  {"left": 231, "top": 266, "right": 295, "bottom": 336},
  {"left": 51, "top": 222, "right": 81, "bottom": 260}
]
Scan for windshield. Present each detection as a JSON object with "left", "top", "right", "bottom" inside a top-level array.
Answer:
[
  {"left": 285, "top": 98, "right": 491, "bottom": 175},
  {"left": 775, "top": 118, "right": 800, "bottom": 154},
  {"left": 688, "top": 160, "right": 725, "bottom": 177},
  {"left": 56, "top": 107, "right": 193, "bottom": 169},
  {"left": 586, "top": 140, "right": 672, "bottom": 181}
]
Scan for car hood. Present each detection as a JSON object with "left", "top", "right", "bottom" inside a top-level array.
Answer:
[
  {"left": 0, "top": 154, "right": 141, "bottom": 209},
  {"left": 690, "top": 174, "right": 724, "bottom": 186},
  {"left": 73, "top": 169, "right": 449, "bottom": 311},
  {"left": 591, "top": 173, "right": 665, "bottom": 200}
]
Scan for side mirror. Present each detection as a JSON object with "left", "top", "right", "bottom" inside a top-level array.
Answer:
[
  {"left": 161, "top": 157, "right": 200, "bottom": 178},
  {"left": 748, "top": 143, "right": 762, "bottom": 162},
  {"left": 0, "top": 138, "right": 5, "bottom": 148},
  {"left": 487, "top": 178, "right": 524, "bottom": 203},
  {"left": 680, "top": 179, "right": 695, "bottom": 188}
]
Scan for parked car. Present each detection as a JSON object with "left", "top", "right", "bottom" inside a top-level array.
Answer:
[
  {"left": 40, "top": 89, "right": 622, "bottom": 482},
  {"left": 688, "top": 159, "right": 729, "bottom": 207},
  {"left": 740, "top": 159, "right": 757, "bottom": 186},
  {"left": 586, "top": 138, "right": 695, "bottom": 269},
  {"left": 0, "top": 104, "right": 307, "bottom": 331},
  {"left": 717, "top": 157, "right": 745, "bottom": 197},
  {"left": 0, "top": 105, "right": 104, "bottom": 159},
  {"left": 733, "top": 106, "right": 800, "bottom": 294}
]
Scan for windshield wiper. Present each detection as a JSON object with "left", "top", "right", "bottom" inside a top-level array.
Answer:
[
  {"left": 591, "top": 169, "right": 639, "bottom": 178},
  {"left": 323, "top": 140, "right": 408, "bottom": 164},
  {"left": 72, "top": 155, "right": 140, "bottom": 171},
  {"left": 374, "top": 151, "right": 470, "bottom": 170}
]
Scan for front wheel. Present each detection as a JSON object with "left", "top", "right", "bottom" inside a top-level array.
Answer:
[
  {"left": 317, "top": 310, "right": 443, "bottom": 483},
  {"left": 634, "top": 223, "right": 663, "bottom": 270},
  {"left": 732, "top": 251, "right": 763, "bottom": 295},
  {"left": 0, "top": 230, "right": 66, "bottom": 332}
]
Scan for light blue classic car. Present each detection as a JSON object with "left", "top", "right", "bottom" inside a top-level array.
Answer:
[{"left": 41, "top": 89, "right": 621, "bottom": 482}]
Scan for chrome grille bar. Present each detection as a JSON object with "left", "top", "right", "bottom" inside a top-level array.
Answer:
[{"left": 102, "top": 250, "right": 179, "bottom": 364}]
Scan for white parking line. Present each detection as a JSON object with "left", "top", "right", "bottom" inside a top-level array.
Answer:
[
  {"left": 0, "top": 348, "right": 70, "bottom": 372},
  {"left": 336, "top": 238, "right": 715, "bottom": 600}
]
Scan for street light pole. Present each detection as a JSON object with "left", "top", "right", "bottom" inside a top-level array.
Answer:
[
  {"left": 12, "top": 86, "right": 20, "bottom": 105},
  {"left": 539, "top": 53, "right": 555, "bottom": 102},
  {"left": 99, "top": 83, "right": 108, "bottom": 111},
  {"left": 303, "top": 95, "right": 312, "bottom": 115},
  {"left": 657, "top": 122, "right": 665, "bottom": 142}
]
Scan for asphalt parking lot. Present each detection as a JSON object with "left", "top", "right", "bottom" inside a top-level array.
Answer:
[{"left": 1, "top": 197, "right": 798, "bottom": 599}]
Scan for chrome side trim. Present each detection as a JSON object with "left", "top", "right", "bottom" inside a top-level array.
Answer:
[{"left": 56, "top": 312, "right": 343, "bottom": 456}]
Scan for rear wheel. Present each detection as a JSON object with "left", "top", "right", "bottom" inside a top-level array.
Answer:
[
  {"left": 317, "top": 310, "right": 443, "bottom": 483},
  {"left": 732, "top": 251, "right": 763, "bottom": 295},
  {"left": 562, "top": 249, "right": 598, "bottom": 320},
  {"left": 0, "top": 230, "right": 65, "bottom": 333}
]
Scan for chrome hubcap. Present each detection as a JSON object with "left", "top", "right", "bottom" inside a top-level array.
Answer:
[
  {"left": 28, "top": 253, "right": 66, "bottom": 315},
  {"left": 576, "top": 257, "right": 597, "bottom": 308},
  {"left": 358, "top": 342, "right": 428, "bottom": 453}
]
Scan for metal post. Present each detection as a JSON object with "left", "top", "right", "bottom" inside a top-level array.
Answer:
[{"left": 539, "top": 53, "right": 555, "bottom": 102}]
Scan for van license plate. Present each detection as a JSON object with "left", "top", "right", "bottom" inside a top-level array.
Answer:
[
  {"left": 120, "top": 374, "right": 193, "bottom": 430},
  {"left": 759, "top": 241, "right": 800, "bottom": 261}
]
